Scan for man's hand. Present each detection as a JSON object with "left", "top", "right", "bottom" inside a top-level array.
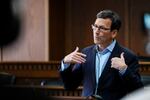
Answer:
[
  {"left": 111, "top": 52, "right": 127, "bottom": 71},
  {"left": 63, "top": 47, "right": 86, "bottom": 64}
]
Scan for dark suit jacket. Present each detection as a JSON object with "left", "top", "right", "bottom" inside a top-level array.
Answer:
[{"left": 60, "top": 42, "right": 143, "bottom": 100}]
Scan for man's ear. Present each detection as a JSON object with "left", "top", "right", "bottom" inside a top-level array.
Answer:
[{"left": 112, "top": 30, "right": 118, "bottom": 38}]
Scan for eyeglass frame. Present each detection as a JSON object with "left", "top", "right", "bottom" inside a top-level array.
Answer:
[{"left": 91, "top": 24, "right": 111, "bottom": 33}]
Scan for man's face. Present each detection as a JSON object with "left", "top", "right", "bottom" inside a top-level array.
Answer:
[{"left": 92, "top": 18, "right": 117, "bottom": 47}]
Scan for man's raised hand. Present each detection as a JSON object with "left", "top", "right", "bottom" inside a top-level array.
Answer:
[{"left": 64, "top": 47, "right": 86, "bottom": 64}]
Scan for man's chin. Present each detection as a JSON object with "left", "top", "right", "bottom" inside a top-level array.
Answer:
[{"left": 94, "top": 41, "right": 102, "bottom": 45}]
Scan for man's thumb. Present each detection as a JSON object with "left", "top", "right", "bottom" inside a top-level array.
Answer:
[
  {"left": 74, "top": 46, "right": 79, "bottom": 52},
  {"left": 120, "top": 52, "right": 125, "bottom": 60}
]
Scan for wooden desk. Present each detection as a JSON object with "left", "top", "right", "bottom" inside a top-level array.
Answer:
[
  {"left": 49, "top": 96, "right": 89, "bottom": 100},
  {"left": 49, "top": 95, "right": 102, "bottom": 100},
  {"left": 0, "top": 85, "right": 83, "bottom": 100}
]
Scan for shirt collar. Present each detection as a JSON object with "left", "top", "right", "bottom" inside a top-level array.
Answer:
[
  {"left": 96, "top": 39, "right": 116, "bottom": 54},
  {"left": 107, "top": 39, "right": 116, "bottom": 52}
]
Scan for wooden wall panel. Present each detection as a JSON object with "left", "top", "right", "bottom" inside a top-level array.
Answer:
[
  {"left": 2, "top": 0, "right": 49, "bottom": 61},
  {"left": 49, "top": 0, "right": 66, "bottom": 60},
  {"left": 129, "top": 0, "right": 150, "bottom": 57},
  {"left": 1, "top": 0, "right": 149, "bottom": 61},
  {"left": 49, "top": 0, "right": 127, "bottom": 60},
  {"left": 67, "top": 0, "right": 126, "bottom": 50},
  {"left": 0, "top": 48, "right": 1, "bottom": 61}
]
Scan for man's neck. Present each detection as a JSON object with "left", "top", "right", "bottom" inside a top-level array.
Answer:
[{"left": 97, "top": 40, "right": 114, "bottom": 51}]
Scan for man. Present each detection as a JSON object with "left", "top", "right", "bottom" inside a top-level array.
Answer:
[{"left": 59, "top": 10, "right": 143, "bottom": 100}]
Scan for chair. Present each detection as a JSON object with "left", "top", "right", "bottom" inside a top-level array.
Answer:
[{"left": 0, "top": 72, "right": 16, "bottom": 85}]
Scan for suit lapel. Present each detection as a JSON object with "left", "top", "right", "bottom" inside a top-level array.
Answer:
[
  {"left": 91, "top": 46, "right": 97, "bottom": 88},
  {"left": 98, "top": 42, "right": 121, "bottom": 85}
]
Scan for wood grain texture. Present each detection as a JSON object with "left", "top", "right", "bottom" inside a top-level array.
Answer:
[{"left": 2, "top": 0, "right": 49, "bottom": 61}]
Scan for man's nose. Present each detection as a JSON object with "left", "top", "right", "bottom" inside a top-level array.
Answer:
[
  {"left": 94, "top": 29, "right": 100, "bottom": 35},
  {"left": 95, "top": 28, "right": 99, "bottom": 32}
]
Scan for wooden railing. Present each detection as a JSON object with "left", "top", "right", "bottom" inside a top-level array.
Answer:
[
  {"left": 0, "top": 61, "right": 60, "bottom": 78},
  {"left": 0, "top": 61, "right": 149, "bottom": 85},
  {"left": 139, "top": 61, "right": 150, "bottom": 75},
  {"left": 1, "top": 85, "right": 83, "bottom": 97},
  {"left": 0, "top": 61, "right": 61, "bottom": 85},
  {"left": 0, "top": 61, "right": 150, "bottom": 96},
  {"left": 0, "top": 61, "right": 150, "bottom": 78}
]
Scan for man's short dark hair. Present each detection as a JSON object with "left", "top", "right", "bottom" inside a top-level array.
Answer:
[{"left": 97, "top": 10, "right": 121, "bottom": 31}]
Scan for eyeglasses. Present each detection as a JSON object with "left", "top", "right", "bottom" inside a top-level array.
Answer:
[{"left": 91, "top": 24, "right": 111, "bottom": 32}]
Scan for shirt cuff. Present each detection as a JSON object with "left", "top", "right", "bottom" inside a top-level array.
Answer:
[
  {"left": 61, "top": 60, "right": 70, "bottom": 71},
  {"left": 119, "top": 67, "right": 127, "bottom": 75}
]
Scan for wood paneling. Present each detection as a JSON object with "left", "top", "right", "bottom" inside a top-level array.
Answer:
[
  {"left": 0, "top": 61, "right": 60, "bottom": 78},
  {"left": 2, "top": 0, "right": 49, "bottom": 61},
  {"left": 49, "top": 0, "right": 66, "bottom": 60},
  {"left": 49, "top": 0, "right": 127, "bottom": 60},
  {"left": 0, "top": 0, "right": 150, "bottom": 61},
  {"left": 1, "top": 85, "right": 83, "bottom": 97},
  {"left": 0, "top": 61, "right": 60, "bottom": 85},
  {"left": 129, "top": 0, "right": 150, "bottom": 57}
]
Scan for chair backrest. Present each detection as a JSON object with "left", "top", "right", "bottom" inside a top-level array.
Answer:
[{"left": 0, "top": 72, "right": 16, "bottom": 85}]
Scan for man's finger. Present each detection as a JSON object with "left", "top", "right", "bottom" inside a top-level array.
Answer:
[
  {"left": 72, "top": 56, "right": 86, "bottom": 63},
  {"left": 76, "top": 52, "right": 87, "bottom": 57}
]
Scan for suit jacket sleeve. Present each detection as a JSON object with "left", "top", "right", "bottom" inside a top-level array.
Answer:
[
  {"left": 59, "top": 63, "right": 83, "bottom": 90},
  {"left": 121, "top": 52, "right": 143, "bottom": 92}
]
